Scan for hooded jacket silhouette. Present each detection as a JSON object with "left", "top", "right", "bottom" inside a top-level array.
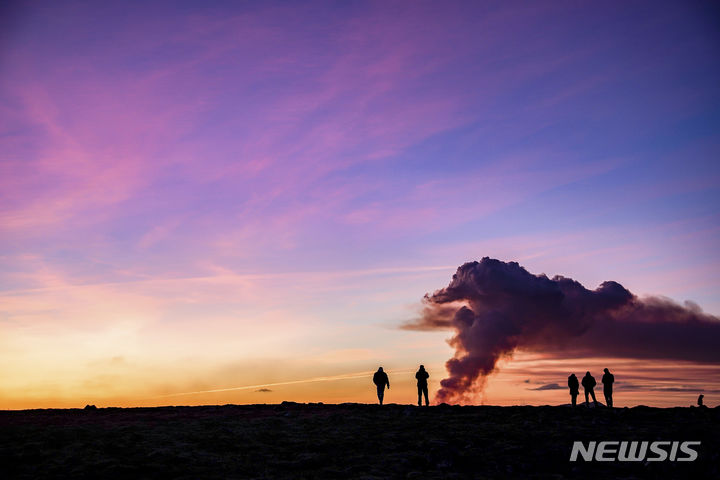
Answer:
[
  {"left": 581, "top": 371, "right": 598, "bottom": 407},
  {"left": 373, "top": 367, "right": 390, "bottom": 405},
  {"left": 415, "top": 365, "right": 429, "bottom": 406},
  {"left": 568, "top": 373, "right": 579, "bottom": 407},
  {"left": 581, "top": 372, "right": 596, "bottom": 390}
]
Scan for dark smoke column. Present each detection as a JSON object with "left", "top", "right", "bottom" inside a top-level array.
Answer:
[{"left": 404, "top": 257, "right": 720, "bottom": 405}]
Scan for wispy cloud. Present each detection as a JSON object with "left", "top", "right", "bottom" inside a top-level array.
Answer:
[
  {"left": 2, "top": 0, "right": 718, "bottom": 408},
  {"left": 527, "top": 383, "right": 564, "bottom": 391}
]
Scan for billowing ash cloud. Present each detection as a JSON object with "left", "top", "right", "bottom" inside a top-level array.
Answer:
[{"left": 403, "top": 257, "right": 720, "bottom": 404}]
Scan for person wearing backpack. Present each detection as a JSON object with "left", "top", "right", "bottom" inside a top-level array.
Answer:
[
  {"left": 582, "top": 371, "right": 598, "bottom": 407},
  {"left": 373, "top": 367, "right": 390, "bottom": 405}
]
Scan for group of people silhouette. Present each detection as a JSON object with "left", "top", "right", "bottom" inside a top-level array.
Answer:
[
  {"left": 374, "top": 366, "right": 616, "bottom": 407},
  {"left": 373, "top": 366, "right": 707, "bottom": 408},
  {"left": 568, "top": 368, "right": 614, "bottom": 408},
  {"left": 373, "top": 365, "right": 430, "bottom": 406}
]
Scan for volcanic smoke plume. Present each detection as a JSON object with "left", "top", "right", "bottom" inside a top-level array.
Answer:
[{"left": 404, "top": 258, "right": 720, "bottom": 404}]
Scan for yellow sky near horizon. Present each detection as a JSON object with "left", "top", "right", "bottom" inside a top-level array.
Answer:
[
  {"left": 3, "top": 351, "right": 717, "bottom": 410},
  {"left": 2, "top": 0, "right": 720, "bottom": 417},
  {"left": 2, "top": 255, "right": 718, "bottom": 411}
]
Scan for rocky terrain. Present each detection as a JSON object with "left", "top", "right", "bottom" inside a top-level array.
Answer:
[{"left": 1, "top": 403, "right": 717, "bottom": 479}]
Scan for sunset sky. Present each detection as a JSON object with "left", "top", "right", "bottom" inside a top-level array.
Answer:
[{"left": 1, "top": 1, "right": 719, "bottom": 409}]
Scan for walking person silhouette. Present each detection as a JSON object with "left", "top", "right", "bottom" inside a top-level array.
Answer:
[
  {"left": 601, "top": 368, "right": 614, "bottom": 408},
  {"left": 416, "top": 365, "right": 429, "bottom": 406},
  {"left": 373, "top": 367, "right": 390, "bottom": 405},
  {"left": 582, "top": 371, "right": 598, "bottom": 407},
  {"left": 568, "top": 373, "right": 579, "bottom": 407}
]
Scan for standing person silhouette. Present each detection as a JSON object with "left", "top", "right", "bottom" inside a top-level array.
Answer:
[
  {"left": 601, "top": 368, "right": 615, "bottom": 408},
  {"left": 568, "top": 373, "right": 579, "bottom": 407},
  {"left": 415, "top": 365, "right": 429, "bottom": 406},
  {"left": 581, "top": 371, "right": 598, "bottom": 407},
  {"left": 372, "top": 367, "right": 390, "bottom": 405}
]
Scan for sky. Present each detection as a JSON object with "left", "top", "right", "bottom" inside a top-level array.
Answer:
[{"left": 1, "top": 0, "right": 719, "bottom": 409}]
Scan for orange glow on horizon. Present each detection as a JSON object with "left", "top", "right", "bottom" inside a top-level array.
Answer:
[{"left": 3, "top": 352, "right": 717, "bottom": 410}]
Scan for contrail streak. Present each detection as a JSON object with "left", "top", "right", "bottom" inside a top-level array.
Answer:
[{"left": 154, "top": 368, "right": 415, "bottom": 398}]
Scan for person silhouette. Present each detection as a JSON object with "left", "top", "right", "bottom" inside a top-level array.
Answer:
[
  {"left": 415, "top": 365, "right": 429, "bottom": 406},
  {"left": 581, "top": 371, "right": 598, "bottom": 407},
  {"left": 372, "top": 367, "right": 390, "bottom": 405},
  {"left": 568, "top": 373, "right": 579, "bottom": 407},
  {"left": 601, "top": 368, "right": 615, "bottom": 408},
  {"left": 697, "top": 394, "right": 704, "bottom": 407}
]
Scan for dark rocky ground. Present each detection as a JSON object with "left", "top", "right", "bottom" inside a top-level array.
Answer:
[{"left": 1, "top": 403, "right": 718, "bottom": 479}]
